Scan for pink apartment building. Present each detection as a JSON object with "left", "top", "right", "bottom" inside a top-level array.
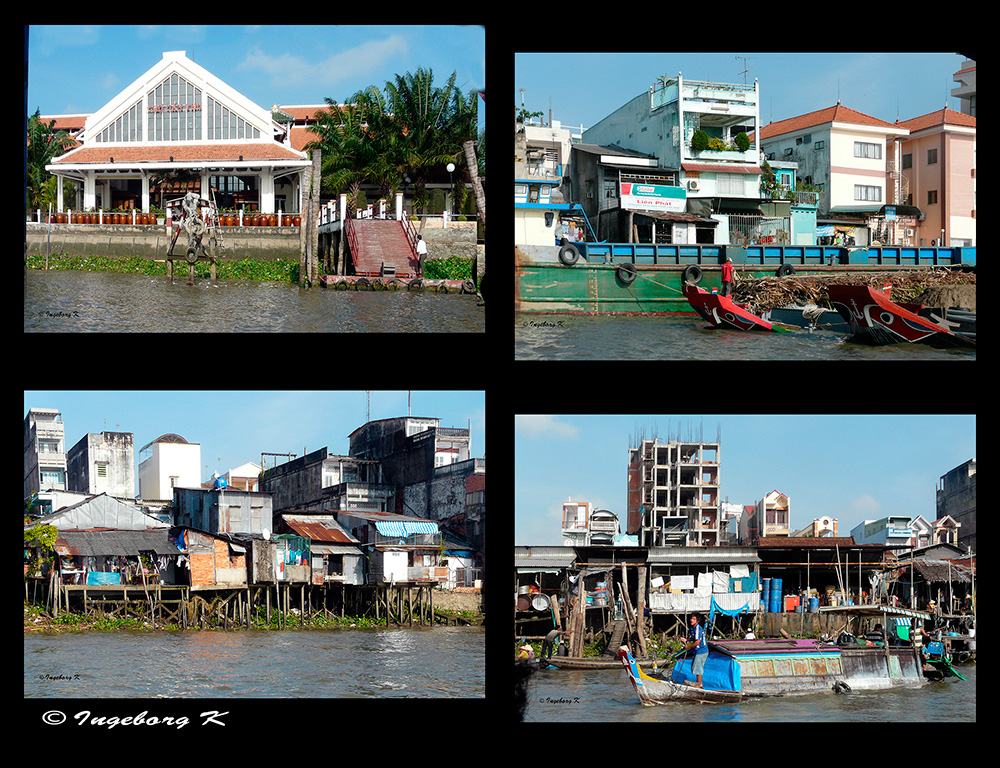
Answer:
[{"left": 892, "top": 108, "right": 976, "bottom": 247}]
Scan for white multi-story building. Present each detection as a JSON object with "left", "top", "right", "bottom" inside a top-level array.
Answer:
[
  {"left": 850, "top": 516, "right": 913, "bottom": 554},
  {"left": 137, "top": 433, "right": 201, "bottom": 502},
  {"left": 560, "top": 498, "right": 622, "bottom": 546},
  {"left": 24, "top": 408, "right": 67, "bottom": 500},
  {"left": 759, "top": 103, "right": 909, "bottom": 230},
  {"left": 584, "top": 73, "right": 762, "bottom": 210}
]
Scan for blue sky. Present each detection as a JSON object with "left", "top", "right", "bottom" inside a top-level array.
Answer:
[
  {"left": 515, "top": 414, "right": 975, "bottom": 546},
  {"left": 514, "top": 52, "right": 968, "bottom": 134},
  {"left": 25, "top": 390, "right": 485, "bottom": 495},
  {"left": 28, "top": 25, "right": 484, "bottom": 133}
]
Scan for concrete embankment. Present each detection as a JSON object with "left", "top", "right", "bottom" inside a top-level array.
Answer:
[{"left": 27, "top": 223, "right": 302, "bottom": 261}]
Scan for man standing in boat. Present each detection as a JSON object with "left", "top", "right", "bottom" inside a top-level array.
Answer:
[
  {"left": 720, "top": 255, "right": 734, "bottom": 296},
  {"left": 684, "top": 613, "right": 709, "bottom": 688},
  {"left": 540, "top": 627, "right": 570, "bottom": 663}
]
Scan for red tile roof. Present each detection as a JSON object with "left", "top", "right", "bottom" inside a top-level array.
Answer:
[
  {"left": 52, "top": 142, "right": 306, "bottom": 164},
  {"left": 759, "top": 103, "right": 904, "bottom": 140},
  {"left": 895, "top": 107, "right": 976, "bottom": 133}
]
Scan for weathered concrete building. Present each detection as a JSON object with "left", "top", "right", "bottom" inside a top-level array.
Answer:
[
  {"left": 349, "top": 416, "right": 478, "bottom": 521},
  {"left": 259, "top": 447, "right": 391, "bottom": 513},
  {"left": 173, "top": 486, "right": 272, "bottom": 536},
  {"left": 67, "top": 431, "right": 135, "bottom": 499},
  {"left": 937, "top": 457, "right": 976, "bottom": 552}
]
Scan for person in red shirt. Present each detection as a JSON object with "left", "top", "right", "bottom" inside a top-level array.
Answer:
[{"left": 720, "top": 255, "right": 734, "bottom": 296}]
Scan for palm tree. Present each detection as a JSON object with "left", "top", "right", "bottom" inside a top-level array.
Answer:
[
  {"left": 26, "top": 109, "right": 74, "bottom": 212},
  {"left": 306, "top": 68, "right": 480, "bottom": 231},
  {"left": 383, "top": 68, "right": 477, "bottom": 232}
]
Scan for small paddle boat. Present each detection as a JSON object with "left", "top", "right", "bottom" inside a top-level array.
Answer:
[{"left": 682, "top": 284, "right": 785, "bottom": 332}]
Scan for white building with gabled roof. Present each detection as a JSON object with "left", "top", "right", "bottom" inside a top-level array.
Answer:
[{"left": 46, "top": 50, "right": 311, "bottom": 216}]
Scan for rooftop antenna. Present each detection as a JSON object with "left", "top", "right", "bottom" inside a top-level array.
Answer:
[
  {"left": 366, "top": 390, "right": 371, "bottom": 423},
  {"left": 735, "top": 55, "right": 754, "bottom": 86},
  {"left": 408, "top": 390, "right": 412, "bottom": 417}
]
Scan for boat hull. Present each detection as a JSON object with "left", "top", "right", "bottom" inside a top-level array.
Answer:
[
  {"left": 682, "top": 284, "right": 776, "bottom": 331},
  {"left": 515, "top": 244, "right": 975, "bottom": 316},
  {"left": 827, "top": 284, "right": 975, "bottom": 347},
  {"left": 618, "top": 641, "right": 924, "bottom": 706}
]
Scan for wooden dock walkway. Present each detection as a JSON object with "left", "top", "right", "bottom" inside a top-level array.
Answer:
[{"left": 28, "top": 577, "right": 466, "bottom": 630}]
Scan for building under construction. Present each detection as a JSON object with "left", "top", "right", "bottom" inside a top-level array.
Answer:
[{"left": 627, "top": 425, "right": 721, "bottom": 547}]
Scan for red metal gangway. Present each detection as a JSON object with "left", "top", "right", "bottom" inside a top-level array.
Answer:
[{"left": 345, "top": 217, "right": 419, "bottom": 277}]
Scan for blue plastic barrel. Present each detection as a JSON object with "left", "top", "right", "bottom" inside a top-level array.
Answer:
[
  {"left": 768, "top": 595, "right": 781, "bottom": 613},
  {"left": 809, "top": 597, "right": 820, "bottom": 613}
]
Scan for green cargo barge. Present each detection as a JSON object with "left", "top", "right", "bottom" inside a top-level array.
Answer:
[{"left": 515, "top": 242, "right": 976, "bottom": 315}]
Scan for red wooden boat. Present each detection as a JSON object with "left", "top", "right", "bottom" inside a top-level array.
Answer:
[
  {"left": 827, "top": 284, "right": 975, "bottom": 347},
  {"left": 682, "top": 284, "right": 784, "bottom": 332}
]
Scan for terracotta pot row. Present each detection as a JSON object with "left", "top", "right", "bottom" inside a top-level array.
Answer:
[
  {"left": 220, "top": 215, "right": 300, "bottom": 227},
  {"left": 48, "top": 213, "right": 301, "bottom": 226},
  {"left": 53, "top": 213, "right": 158, "bottom": 224}
]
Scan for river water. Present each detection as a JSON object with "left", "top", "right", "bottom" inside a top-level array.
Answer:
[
  {"left": 24, "top": 626, "right": 484, "bottom": 698},
  {"left": 25, "top": 271, "right": 485, "bottom": 333},
  {"left": 516, "top": 313, "right": 975, "bottom": 360},
  {"left": 520, "top": 662, "right": 974, "bottom": 722}
]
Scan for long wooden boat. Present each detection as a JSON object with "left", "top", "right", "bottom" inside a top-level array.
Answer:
[
  {"left": 827, "top": 284, "right": 975, "bottom": 347},
  {"left": 618, "top": 635, "right": 926, "bottom": 705},
  {"left": 682, "top": 284, "right": 784, "bottom": 332},
  {"left": 546, "top": 655, "right": 662, "bottom": 670}
]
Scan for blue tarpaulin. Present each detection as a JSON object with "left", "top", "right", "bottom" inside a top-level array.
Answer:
[
  {"left": 671, "top": 651, "right": 741, "bottom": 692},
  {"left": 708, "top": 594, "right": 754, "bottom": 628},
  {"left": 86, "top": 571, "right": 122, "bottom": 585}
]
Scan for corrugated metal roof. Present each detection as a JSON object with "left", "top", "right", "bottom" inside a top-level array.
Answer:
[
  {"left": 55, "top": 529, "right": 181, "bottom": 557},
  {"left": 514, "top": 546, "right": 576, "bottom": 570},
  {"left": 647, "top": 547, "right": 760, "bottom": 564},
  {"left": 310, "top": 543, "right": 362, "bottom": 556},
  {"left": 281, "top": 514, "right": 359, "bottom": 544},
  {"left": 34, "top": 493, "right": 169, "bottom": 531},
  {"left": 911, "top": 558, "right": 972, "bottom": 584}
]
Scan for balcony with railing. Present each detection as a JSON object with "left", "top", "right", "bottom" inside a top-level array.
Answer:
[{"left": 761, "top": 185, "right": 819, "bottom": 207}]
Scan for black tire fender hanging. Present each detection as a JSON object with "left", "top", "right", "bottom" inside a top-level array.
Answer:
[
  {"left": 616, "top": 262, "right": 638, "bottom": 285},
  {"left": 682, "top": 265, "right": 703, "bottom": 284},
  {"left": 558, "top": 244, "right": 580, "bottom": 266}
]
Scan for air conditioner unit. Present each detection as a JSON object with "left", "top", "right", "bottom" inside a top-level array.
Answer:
[{"left": 687, "top": 180, "right": 699, "bottom": 192}]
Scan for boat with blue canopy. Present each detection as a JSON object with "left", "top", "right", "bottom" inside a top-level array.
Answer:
[{"left": 618, "top": 606, "right": 933, "bottom": 705}]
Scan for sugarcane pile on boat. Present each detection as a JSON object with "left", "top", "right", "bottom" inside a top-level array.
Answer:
[{"left": 731, "top": 267, "right": 976, "bottom": 315}]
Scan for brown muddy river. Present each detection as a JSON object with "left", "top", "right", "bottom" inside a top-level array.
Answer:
[
  {"left": 25, "top": 271, "right": 485, "bottom": 333},
  {"left": 25, "top": 625, "right": 484, "bottom": 698}
]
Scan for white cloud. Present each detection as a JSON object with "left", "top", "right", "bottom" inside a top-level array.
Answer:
[
  {"left": 515, "top": 415, "right": 580, "bottom": 439},
  {"left": 849, "top": 493, "right": 882, "bottom": 518},
  {"left": 237, "top": 35, "right": 409, "bottom": 90}
]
